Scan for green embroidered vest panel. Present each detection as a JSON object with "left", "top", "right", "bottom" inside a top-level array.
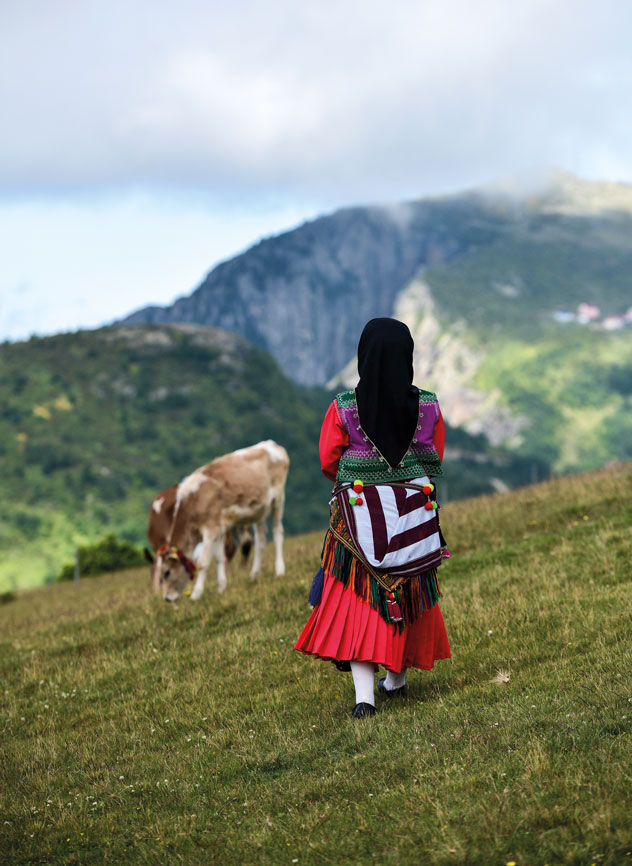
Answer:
[{"left": 334, "top": 389, "right": 443, "bottom": 483}]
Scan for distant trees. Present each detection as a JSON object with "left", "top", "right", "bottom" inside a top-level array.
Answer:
[{"left": 57, "top": 534, "right": 145, "bottom": 581}]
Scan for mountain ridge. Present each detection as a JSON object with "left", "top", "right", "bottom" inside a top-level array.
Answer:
[
  {"left": 122, "top": 172, "right": 632, "bottom": 473},
  {"left": 123, "top": 171, "right": 632, "bottom": 384},
  {"left": 122, "top": 196, "right": 500, "bottom": 384}
]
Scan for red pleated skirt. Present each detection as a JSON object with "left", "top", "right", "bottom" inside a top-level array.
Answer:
[{"left": 295, "top": 571, "right": 451, "bottom": 673}]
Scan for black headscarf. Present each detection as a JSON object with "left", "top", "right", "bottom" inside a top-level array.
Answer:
[{"left": 355, "top": 318, "right": 419, "bottom": 469}]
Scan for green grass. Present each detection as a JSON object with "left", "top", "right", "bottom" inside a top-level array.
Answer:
[
  {"left": 0, "top": 325, "right": 333, "bottom": 592},
  {"left": 1, "top": 466, "right": 631, "bottom": 865},
  {"left": 425, "top": 214, "right": 632, "bottom": 340},
  {"left": 421, "top": 213, "right": 632, "bottom": 476},
  {"left": 472, "top": 329, "right": 632, "bottom": 471}
]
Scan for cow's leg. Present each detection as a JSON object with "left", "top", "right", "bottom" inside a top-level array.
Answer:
[
  {"left": 190, "top": 528, "right": 215, "bottom": 600},
  {"left": 190, "top": 569, "right": 206, "bottom": 600},
  {"left": 190, "top": 569, "right": 207, "bottom": 601},
  {"left": 250, "top": 519, "right": 266, "bottom": 582},
  {"left": 213, "top": 532, "right": 228, "bottom": 593},
  {"left": 271, "top": 492, "right": 285, "bottom": 577},
  {"left": 152, "top": 560, "right": 161, "bottom": 595}
]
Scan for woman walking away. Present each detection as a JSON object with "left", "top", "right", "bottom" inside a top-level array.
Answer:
[{"left": 295, "top": 318, "right": 451, "bottom": 718}]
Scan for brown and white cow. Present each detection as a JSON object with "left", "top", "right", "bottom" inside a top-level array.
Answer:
[
  {"left": 157, "top": 440, "right": 289, "bottom": 602},
  {"left": 145, "top": 484, "right": 251, "bottom": 594},
  {"left": 145, "top": 484, "right": 179, "bottom": 592}
]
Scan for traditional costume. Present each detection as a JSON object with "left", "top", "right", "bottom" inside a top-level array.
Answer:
[{"left": 295, "top": 318, "right": 450, "bottom": 716}]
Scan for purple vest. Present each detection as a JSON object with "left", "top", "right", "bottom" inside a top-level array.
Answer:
[{"left": 335, "top": 388, "right": 442, "bottom": 483}]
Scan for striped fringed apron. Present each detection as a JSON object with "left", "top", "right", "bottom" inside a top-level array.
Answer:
[{"left": 312, "top": 479, "right": 445, "bottom": 631}]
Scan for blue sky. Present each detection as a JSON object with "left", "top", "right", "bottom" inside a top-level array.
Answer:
[{"left": 2, "top": 0, "right": 631, "bottom": 341}]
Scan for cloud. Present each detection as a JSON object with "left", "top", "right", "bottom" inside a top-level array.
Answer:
[
  {"left": 2, "top": 0, "right": 632, "bottom": 202},
  {"left": 2, "top": 0, "right": 632, "bottom": 343}
]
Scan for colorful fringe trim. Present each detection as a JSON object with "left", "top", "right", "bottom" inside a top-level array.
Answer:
[{"left": 320, "top": 505, "right": 442, "bottom": 632}]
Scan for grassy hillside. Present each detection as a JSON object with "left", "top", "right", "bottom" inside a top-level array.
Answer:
[
  {"left": 0, "top": 325, "right": 333, "bottom": 592},
  {"left": 473, "top": 329, "right": 632, "bottom": 471},
  {"left": 0, "top": 324, "right": 551, "bottom": 593},
  {"left": 1, "top": 465, "right": 630, "bottom": 865},
  {"left": 421, "top": 215, "right": 632, "bottom": 470},
  {"left": 426, "top": 209, "right": 632, "bottom": 338}
]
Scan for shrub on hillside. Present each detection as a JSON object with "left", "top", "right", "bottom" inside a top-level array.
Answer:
[{"left": 57, "top": 534, "right": 145, "bottom": 581}]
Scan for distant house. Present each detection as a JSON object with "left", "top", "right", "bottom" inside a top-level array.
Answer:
[
  {"left": 602, "top": 315, "right": 625, "bottom": 331},
  {"left": 576, "top": 302, "right": 601, "bottom": 324},
  {"left": 553, "top": 310, "right": 575, "bottom": 324}
]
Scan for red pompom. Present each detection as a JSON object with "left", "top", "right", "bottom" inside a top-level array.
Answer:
[
  {"left": 422, "top": 484, "right": 434, "bottom": 495},
  {"left": 355, "top": 497, "right": 363, "bottom": 506},
  {"left": 424, "top": 501, "right": 434, "bottom": 510},
  {"left": 353, "top": 480, "right": 364, "bottom": 492}
]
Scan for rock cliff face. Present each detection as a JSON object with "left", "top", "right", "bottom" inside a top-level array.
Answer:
[
  {"left": 124, "top": 173, "right": 632, "bottom": 389},
  {"left": 330, "top": 274, "right": 528, "bottom": 444},
  {"left": 122, "top": 172, "right": 632, "bottom": 464},
  {"left": 123, "top": 200, "right": 483, "bottom": 385}
]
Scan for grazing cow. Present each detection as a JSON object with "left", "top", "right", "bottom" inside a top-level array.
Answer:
[
  {"left": 145, "top": 485, "right": 178, "bottom": 593},
  {"left": 157, "top": 440, "right": 289, "bottom": 602},
  {"left": 145, "top": 484, "right": 252, "bottom": 594}
]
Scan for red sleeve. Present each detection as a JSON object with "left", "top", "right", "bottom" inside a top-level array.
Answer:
[
  {"left": 433, "top": 411, "right": 445, "bottom": 462},
  {"left": 319, "top": 400, "right": 349, "bottom": 481}
]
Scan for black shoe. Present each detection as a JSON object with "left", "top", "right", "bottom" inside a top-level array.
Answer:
[
  {"left": 351, "top": 702, "right": 376, "bottom": 718},
  {"left": 377, "top": 677, "right": 408, "bottom": 697}
]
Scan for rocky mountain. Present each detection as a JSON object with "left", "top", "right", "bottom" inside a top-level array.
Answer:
[
  {"left": 123, "top": 170, "right": 632, "bottom": 390},
  {"left": 123, "top": 196, "right": 496, "bottom": 385},
  {"left": 123, "top": 172, "right": 632, "bottom": 475}
]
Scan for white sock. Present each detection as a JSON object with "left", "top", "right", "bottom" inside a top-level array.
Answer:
[
  {"left": 350, "top": 661, "right": 375, "bottom": 707},
  {"left": 384, "top": 668, "right": 407, "bottom": 691}
]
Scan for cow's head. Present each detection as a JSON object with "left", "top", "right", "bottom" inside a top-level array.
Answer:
[{"left": 156, "top": 545, "right": 196, "bottom": 602}]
